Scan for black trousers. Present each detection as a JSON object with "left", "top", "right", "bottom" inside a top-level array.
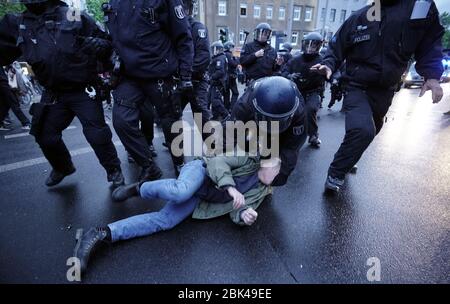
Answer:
[
  {"left": 302, "top": 91, "right": 321, "bottom": 138},
  {"left": 0, "top": 79, "right": 30, "bottom": 126},
  {"left": 112, "top": 77, "right": 184, "bottom": 168},
  {"left": 208, "top": 84, "right": 229, "bottom": 120},
  {"left": 34, "top": 90, "right": 121, "bottom": 175},
  {"left": 328, "top": 87, "right": 395, "bottom": 179},
  {"left": 223, "top": 76, "right": 239, "bottom": 111}
]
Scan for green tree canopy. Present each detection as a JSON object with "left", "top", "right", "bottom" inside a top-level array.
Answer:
[
  {"left": 86, "top": 0, "right": 104, "bottom": 23},
  {"left": 0, "top": 2, "right": 24, "bottom": 19},
  {"left": 441, "top": 12, "right": 450, "bottom": 49}
]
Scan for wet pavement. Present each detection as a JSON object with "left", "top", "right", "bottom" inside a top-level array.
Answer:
[{"left": 0, "top": 85, "right": 449, "bottom": 283}]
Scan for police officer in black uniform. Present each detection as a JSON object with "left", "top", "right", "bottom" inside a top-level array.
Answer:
[
  {"left": 278, "top": 42, "right": 293, "bottom": 70},
  {"left": 240, "top": 23, "right": 283, "bottom": 84},
  {"left": 311, "top": 0, "right": 445, "bottom": 192},
  {"left": 223, "top": 41, "right": 240, "bottom": 111},
  {"left": 232, "top": 76, "right": 307, "bottom": 186},
  {"left": 283, "top": 32, "right": 325, "bottom": 148},
  {"left": 102, "top": 0, "right": 194, "bottom": 179},
  {"left": 208, "top": 41, "right": 229, "bottom": 121},
  {"left": 180, "top": 0, "right": 212, "bottom": 139},
  {"left": 0, "top": 0, "right": 124, "bottom": 188}
]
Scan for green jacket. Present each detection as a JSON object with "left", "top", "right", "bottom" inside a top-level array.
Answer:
[{"left": 192, "top": 156, "right": 272, "bottom": 225}]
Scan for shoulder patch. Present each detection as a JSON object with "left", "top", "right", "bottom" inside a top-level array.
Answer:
[
  {"left": 293, "top": 125, "right": 304, "bottom": 136},
  {"left": 198, "top": 28, "right": 206, "bottom": 38},
  {"left": 216, "top": 60, "right": 222, "bottom": 67},
  {"left": 174, "top": 5, "right": 185, "bottom": 19}
]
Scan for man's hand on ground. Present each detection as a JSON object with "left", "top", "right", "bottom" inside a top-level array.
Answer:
[
  {"left": 419, "top": 79, "right": 444, "bottom": 103},
  {"left": 240, "top": 208, "right": 258, "bottom": 226}
]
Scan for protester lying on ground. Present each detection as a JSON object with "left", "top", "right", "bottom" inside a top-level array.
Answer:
[{"left": 73, "top": 155, "right": 281, "bottom": 275}]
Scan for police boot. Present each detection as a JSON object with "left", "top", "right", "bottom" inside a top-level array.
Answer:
[
  {"left": 45, "top": 166, "right": 76, "bottom": 187},
  {"left": 112, "top": 182, "right": 140, "bottom": 202},
  {"left": 139, "top": 162, "right": 163, "bottom": 182},
  {"left": 324, "top": 175, "right": 344, "bottom": 193},
  {"left": 107, "top": 168, "right": 125, "bottom": 188},
  {"left": 349, "top": 165, "right": 358, "bottom": 174},
  {"left": 444, "top": 110, "right": 450, "bottom": 115},
  {"left": 73, "top": 227, "right": 111, "bottom": 274},
  {"left": 309, "top": 135, "right": 322, "bottom": 148}
]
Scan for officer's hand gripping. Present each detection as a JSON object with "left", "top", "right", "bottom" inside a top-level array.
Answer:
[{"left": 310, "top": 64, "right": 332, "bottom": 80}]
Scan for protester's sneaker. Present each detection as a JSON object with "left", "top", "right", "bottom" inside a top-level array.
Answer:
[
  {"left": 309, "top": 135, "right": 322, "bottom": 148},
  {"left": 73, "top": 228, "right": 109, "bottom": 274},
  {"left": 324, "top": 175, "right": 344, "bottom": 193},
  {"left": 112, "top": 183, "right": 140, "bottom": 202},
  {"left": 107, "top": 168, "right": 125, "bottom": 188},
  {"left": 45, "top": 166, "right": 76, "bottom": 187},
  {"left": 139, "top": 163, "right": 163, "bottom": 182}
]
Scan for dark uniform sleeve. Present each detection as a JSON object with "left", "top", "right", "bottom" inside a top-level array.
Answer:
[
  {"left": 321, "top": 15, "right": 354, "bottom": 73},
  {"left": 271, "top": 112, "right": 306, "bottom": 187},
  {"left": 167, "top": 0, "right": 194, "bottom": 78},
  {"left": 79, "top": 12, "right": 112, "bottom": 58},
  {"left": 414, "top": 2, "right": 444, "bottom": 80},
  {"left": 210, "top": 57, "right": 226, "bottom": 81},
  {"left": 0, "top": 14, "right": 22, "bottom": 66},
  {"left": 192, "top": 22, "right": 210, "bottom": 75},
  {"left": 239, "top": 43, "right": 258, "bottom": 67},
  {"left": 281, "top": 58, "right": 293, "bottom": 78}
]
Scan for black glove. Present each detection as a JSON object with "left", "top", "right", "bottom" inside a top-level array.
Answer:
[
  {"left": 179, "top": 76, "right": 193, "bottom": 92},
  {"left": 79, "top": 36, "right": 112, "bottom": 57}
]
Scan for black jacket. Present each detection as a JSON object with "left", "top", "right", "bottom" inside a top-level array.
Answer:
[
  {"left": 189, "top": 16, "right": 210, "bottom": 79},
  {"left": 0, "top": 1, "right": 108, "bottom": 88},
  {"left": 224, "top": 50, "right": 239, "bottom": 78},
  {"left": 322, "top": 1, "right": 444, "bottom": 89},
  {"left": 232, "top": 91, "right": 307, "bottom": 186},
  {"left": 282, "top": 53, "right": 325, "bottom": 92},
  {"left": 240, "top": 40, "right": 279, "bottom": 81},
  {"left": 104, "top": 0, "right": 194, "bottom": 79},
  {"left": 208, "top": 53, "right": 227, "bottom": 87},
  {"left": 0, "top": 67, "right": 7, "bottom": 82}
]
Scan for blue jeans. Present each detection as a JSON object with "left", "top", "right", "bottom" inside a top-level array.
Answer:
[{"left": 108, "top": 160, "right": 206, "bottom": 242}]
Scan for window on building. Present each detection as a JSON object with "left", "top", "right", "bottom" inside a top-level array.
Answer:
[
  {"left": 330, "top": 8, "right": 336, "bottom": 22},
  {"left": 320, "top": 8, "right": 326, "bottom": 22},
  {"left": 293, "top": 6, "right": 301, "bottom": 21},
  {"left": 254, "top": 5, "right": 261, "bottom": 18},
  {"left": 305, "top": 7, "right": 313, "bottom": 22},
  {"left": 266, "top": 6, "right": 273, "bottom": 19},
  {"left": 279, "top": 6, "right": 286, "bottom": 20},
  {"left": 239, "top": 30, "right": 246, "bottom": 44},
  {"left": 240, "top": 3, "right": 247, "bottom": 17},
  {"left": 218, "top": 0, "right": 227, "bottom": 16},
  {"left": 340, "top": 9, "right": 347, "bottom": 22},
  {"left": 291, "top": 31, "right": 299, "bottom": 45}
]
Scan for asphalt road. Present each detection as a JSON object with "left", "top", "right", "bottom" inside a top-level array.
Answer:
[{"left": 0, "top": 84, "right": 449, "bottom": 283}]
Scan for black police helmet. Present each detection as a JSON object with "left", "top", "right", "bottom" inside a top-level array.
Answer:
[
  {"left": 254, "top": 23, "right": 272, "bottom": 43},
  {"left": 302, "top": 32, "right": 323, "bottom": 55},
  {"left": 224, "top": 41, "right": 235, "bottom": 51},
  {"left": 281, "top": 42, "right": 293, "bottom": 53},
  {"left": 250, "top": 76, "right": 302, "bottom": 133},
  {"left": 211, "top": 41, "right": 224, "bottom": 55}
]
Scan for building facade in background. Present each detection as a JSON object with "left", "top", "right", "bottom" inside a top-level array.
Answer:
[
  {"left": 315, "top": 0, "right": 367, "bottom": 41},
  {"left": 198, "top": 0, "right": 319, "bottom": 51}
]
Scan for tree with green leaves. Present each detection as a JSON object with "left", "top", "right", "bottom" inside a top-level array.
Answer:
[
  {"left": 86, "top": 0, "right": 104, "bottom": 23},
  {"left": 0, "top": 2, "right": 24, "bottom": 18},
  {"left": 441, "top": 12, "right": 450, "bottom": 49}
]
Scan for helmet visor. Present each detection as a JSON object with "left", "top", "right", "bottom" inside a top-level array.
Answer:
[
  {"left": 255, "top": 29, "right": 272, "bottom": 43},
  {"left": 302, "top": 39, "right": 322, "bottom": 54}
]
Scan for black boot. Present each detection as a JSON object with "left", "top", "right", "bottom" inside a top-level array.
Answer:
[
  {"left": 107, "top": 168, "right": 125, "bottom": 188},
  {"left": 112, "top": 183, "right": 140, "bottom": 202},
  {"left": 324, "top": 175, "right": 344, "bottom": 193},
  {"left": 45, "top": 166, "right": 76, "bottom": 187},
  {"left": 139, "top": 162, "right": 163, "bottom": 182},
  {"left": 73, "top": 227, "right": 110, "bottom": 274}
]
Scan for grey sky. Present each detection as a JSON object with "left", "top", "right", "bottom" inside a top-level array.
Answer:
[{"left": 435, "top": 0, "right": 450, "bottom": 13}]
